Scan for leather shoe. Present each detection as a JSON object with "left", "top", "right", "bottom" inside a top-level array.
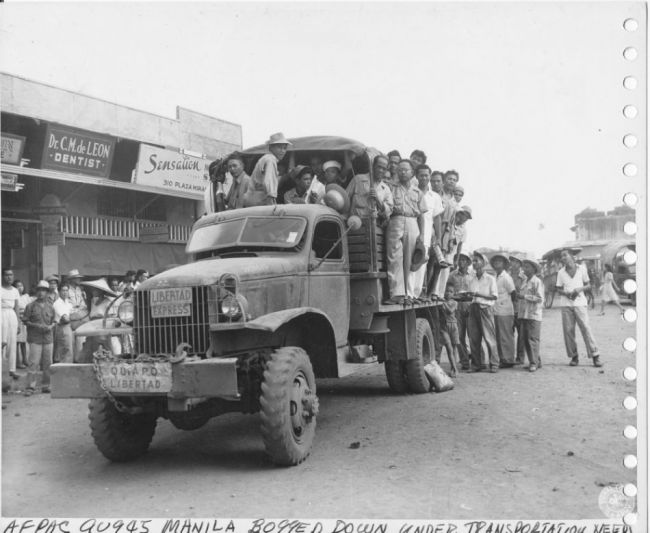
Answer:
[
  {"left": 592, "top": 356, "right": 603, "bottom": 368},
  {"left": 569, "top": 356, "right": 579, "bottom": 366}
]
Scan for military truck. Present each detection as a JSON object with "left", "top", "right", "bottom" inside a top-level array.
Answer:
[{"left": 51, "top": 136, "right": 442, "bottom": 466}]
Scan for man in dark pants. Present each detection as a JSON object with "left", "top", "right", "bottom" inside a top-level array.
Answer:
[
  {"left": 467, "top": 252, "right": 499, "bottom": 373},
  {"left": 448, "top": 252, "right": 473, "bottom": 370},
  {"left": 23, "top": 280, "right": 55, "bottom": 395}
]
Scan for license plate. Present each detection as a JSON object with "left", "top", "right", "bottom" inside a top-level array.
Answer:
[
  {"left": 149, "top": 287, "right": 192, "bottom": 318},
  {"left": 98, "top": 361, "right": 172, "bottom": 394}
]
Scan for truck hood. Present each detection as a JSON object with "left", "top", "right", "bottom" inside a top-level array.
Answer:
[{"left": 139, "top": 255, "right": 307, "bottom": 289}]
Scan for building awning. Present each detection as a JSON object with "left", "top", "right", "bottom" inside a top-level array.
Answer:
[
  {"left": 59, "top": 239, "right": 187, "bottom": 277},
  {"left": 1, "top": 163, "right": 203, "bottom": 200}
]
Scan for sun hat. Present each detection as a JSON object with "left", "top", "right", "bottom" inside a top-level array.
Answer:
[
  {"left": 490, "top": 253, "right": 510, "bottom": 268},
  {"left": 45, "top": 274, "right": 59, "bottom": 283},
  {"left": 323, "top": 183, "right": 351, "bottom": 214},
  {"left": 36, "top": 280, "right": 49, "bottom": 290},
  {"left": 509, "top": 254, "right": 524, "bottom": 265},
  {"left": 459, "top": 205, "right": 472, "bottom": 219},
  {"left": 66, "top": 269, "right": 83, "bottom": 279},
  {"left": 522, "top": 258, "right": 541, "bottom": 274},
  {"left": 473, "top": 251, "right": 489, "bottom": 266},
  {"left": 266, "top": 132, "right": 292, "bottom": 145},
  {"left": 81, "top": 278, "right": 118, "bottom": 298}
]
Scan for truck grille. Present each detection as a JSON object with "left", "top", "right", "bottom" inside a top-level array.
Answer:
[{"left": 134, "top": 287, "right": 211, "bottom": 356}]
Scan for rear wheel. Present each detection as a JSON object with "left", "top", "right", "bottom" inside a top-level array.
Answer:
[
  {"left": 88, "top": 397, "right": 157, "bottom": 462},
  {"left": 385, "top": 360, "right": 408, "bottom": 393},
  {"left": 405, "top": 318, "right": 434, "bottom": 394},
  {"left": 260, "top": 347, "right": 318, "bottom": 466}
]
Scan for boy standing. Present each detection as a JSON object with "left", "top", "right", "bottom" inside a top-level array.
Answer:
[{"left": 439, "top": 284, "right": 460, "bottom": 377}]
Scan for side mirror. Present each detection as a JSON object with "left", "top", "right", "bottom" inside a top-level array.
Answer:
[{"left": 347, "top": 215, "right": 362, "bottom": 231}]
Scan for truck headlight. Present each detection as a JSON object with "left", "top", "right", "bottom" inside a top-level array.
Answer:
[
  {"left": 220, "top": 293, "right": 242, "bottom": 320},
  {"left": 117, "top": 300, "right": 134, "bottom": 324}
]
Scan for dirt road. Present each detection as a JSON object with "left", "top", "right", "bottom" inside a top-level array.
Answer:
[{"left": 1, "top": 306, "right": 637, "bottom": 519}]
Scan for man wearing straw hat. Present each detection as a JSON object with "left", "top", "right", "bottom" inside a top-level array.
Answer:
[
  {"left": 23, "top": 281, "right": 55, "bottom": 395},
  {"left": 490, "top": 253, "right": 517, "bottom": 368},
  {"left": 448, "top": 251, "right": 474, "bottom": 370},
  {"left": 246, "top": 132, "right": 291, "bottom": 206},
  {"left": 467, "top": 251, "right": 499, "bottom": 372},
  {"left": 516, "top": 258, "right": 545, "bottom": 372}
]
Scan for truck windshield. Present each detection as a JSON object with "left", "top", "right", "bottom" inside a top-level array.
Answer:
[{"left": 186, "top": 216, "right": 307, "bottom": 253}]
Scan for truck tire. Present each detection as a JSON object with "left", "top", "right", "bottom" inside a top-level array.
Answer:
[
  {"left": 405, "top": 318, "right": 434, "bottom": 394},
  {"left": 384, "top": 360, "right": 409, "bottom": 393},
  {"left": 88, "top": 398, "right": 157, "bottom": 462},
  {"left": 260, "top": 347, "right": 318, "bottom": 466},
  {"left": 168, "top": 412, "right": 210, "bottom": 431}
]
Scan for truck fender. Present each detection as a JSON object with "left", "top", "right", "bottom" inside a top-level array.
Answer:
[
  {"left": 243, "top": 307, "right": 338, "bottom": 378},
  {"left": 244, "top": 307, "right": 334, "bottom": 333}
]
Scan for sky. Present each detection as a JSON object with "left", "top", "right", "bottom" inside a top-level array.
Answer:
[{"left": 0, "top": 1, "right": 645, "bottom": 256}]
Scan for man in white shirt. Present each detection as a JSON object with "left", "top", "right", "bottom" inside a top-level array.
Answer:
[
  {"left": 52, "top": 282, "right": 74, "bottom": 363},
  {"left": 467, "top": 252, "right": 500, "bottom": 372},
  {"left": 490, "top": 254, "right": 517, "bottom": 367},
  {"left": 409, "top": 164, "right": 443, "bottom": 298},
  {"left": 556, "top": 249, "right": 602, "bottom": 367}
]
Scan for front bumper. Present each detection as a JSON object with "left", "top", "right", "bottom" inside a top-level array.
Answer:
[{"left": 50, "top": 357, "right": 239, "bottom": 400}]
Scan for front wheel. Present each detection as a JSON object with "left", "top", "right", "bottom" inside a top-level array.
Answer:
[
  {"left": 260, "top": 347, "right": 318, "bottom": 466},
  {"left": 385, "top": 360, "right": 409, "bottom": 393},
  {"left": 88, "top": 397, "right": 157, "bottom": 462},
  {"left": 405, "top": 318, "right": 435, "bottom": 394}
]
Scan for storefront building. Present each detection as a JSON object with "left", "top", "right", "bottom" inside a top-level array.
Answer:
[{"left": 1, "top": 73, "right": 242, "bottom": 289}]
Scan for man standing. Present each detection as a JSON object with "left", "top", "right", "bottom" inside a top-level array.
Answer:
[
  {"left": 346, "top": 155, "right": 393, "bottom": 220},
  {"left": 409, "top": 164, "right": 443, "bottom": 298},
  {"left": 384, "top": 160, "right": 427, "bottom": 304},
  {"left": 517, "top": 259, "right": 544, "bottom": 372},
  {"left": 448, "top": 251, "right": 473, "bottom": 370},
  {"left": 409, "top": 149, "right": 427, "bottom": 167},
  {"left": 490, "top": 254, "right": 516, "bottom": 368},
  {"left": 386, "top": 150, "right": 402, "bottom": 184},
  {"left": 53, "top": 282, "right": 74, "bottom": 364},
  {"left": 467, "top": 252, "right": 499, "bottom": 372},
  {"left": 556, "top": 249, "right": 603, "bottom": 367},
  {"left": 220, "top": 154, "right": 252, "bottom": 210},
  {"left": 322, "top": 160, "right": 345, "bottom": 187},
  {"left": 23, "top": 281, "right": 55, "bottom": 395},
  {"left": 247, "top": 132, "right": 291, "bottom": 206},
  {"left": 509, "top": 255, "right": 528, "bottom": 364},
  {"left": 45, "top": 275, "right": 59, "bottom": 304}
]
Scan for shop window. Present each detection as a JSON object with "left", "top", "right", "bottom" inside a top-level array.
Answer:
[{"left": 97, "top": 189, "right": 166, "bottom": 221}]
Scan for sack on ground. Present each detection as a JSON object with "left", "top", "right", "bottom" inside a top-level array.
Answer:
[{"left": 424, "top": 361, "right": 454, "bottom": 392}]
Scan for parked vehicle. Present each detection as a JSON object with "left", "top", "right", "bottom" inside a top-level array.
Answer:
[{"left": 51, "top": 136, "right": 443, "bottom": 466}]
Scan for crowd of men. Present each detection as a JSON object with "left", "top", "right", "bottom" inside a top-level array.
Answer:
[
  {"left": 204, "top": 132, "right": 606, "bottom": 376},
  {"left": 1, "top": 267, "right": 150, "bottom": 396}
]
